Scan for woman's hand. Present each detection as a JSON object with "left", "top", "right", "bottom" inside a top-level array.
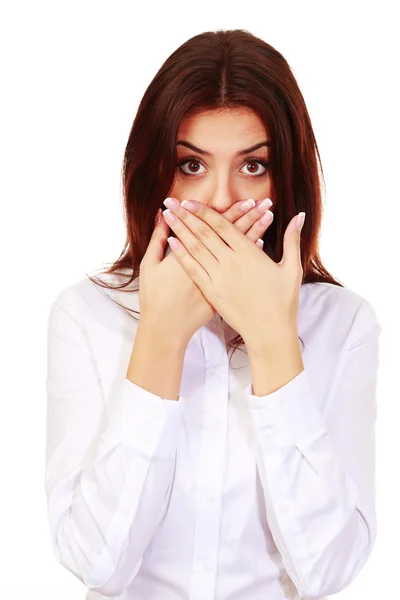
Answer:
[
  {"left": 162, "top": 198, "right": 305, "bottom": 350},
  {"left": 138, "top": 197, "right": 276, "bottom": 347}
]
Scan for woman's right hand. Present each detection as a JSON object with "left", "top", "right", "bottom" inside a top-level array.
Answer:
[{"left": 138, "top": 198, "right": 274, "bottom": 346}]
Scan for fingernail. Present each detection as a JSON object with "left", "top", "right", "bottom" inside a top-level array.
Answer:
[
  {"left": 164, "top": 209, "right": 176, "bottom": 222},
  {"left": 163, "top": 197, "right": 180, "bottom": 209},
  {"left": 296, "top": 212, "right": 306, "bottom": 231},
  {"left": 240, "top": 198, "right": 256, "bottom": 211},
  {"left": 257, "top": 198, "right": 273, "bottom": 212},
  {"left": 260, "top": 210, "right": 273, "bottom": 226},
  {"left": 167, "top": 236, "right": 179, "bottom": 249},
  {"left": 181, "top": 199, "right": 198, "bottom": 212}
]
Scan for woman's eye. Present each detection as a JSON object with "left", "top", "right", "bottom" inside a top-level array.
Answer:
[
  {"left": 178, "top": 158, "right": 269, "bottom": 177},
  {"left": 241, "top": 160, "right": 269, "bottom": 176},
  {"left": 178, "top": 159, "right": 206, "bottom": 175}
]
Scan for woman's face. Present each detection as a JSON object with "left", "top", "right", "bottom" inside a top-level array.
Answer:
[{"left": 168, "top": 107, "right": 273, "bottom": 213}]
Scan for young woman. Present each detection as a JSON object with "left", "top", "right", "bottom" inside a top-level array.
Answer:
[{"left": 45, "top": 29, "right": 382, "bottom": 600}]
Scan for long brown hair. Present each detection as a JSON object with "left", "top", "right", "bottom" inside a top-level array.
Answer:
[{"left": 87, "top": 28, "right": 345, "bottom": 362}]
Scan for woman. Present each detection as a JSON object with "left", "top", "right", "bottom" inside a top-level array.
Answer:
[{"left": 45, "top": 29, "right": 382, "bottom": 600}]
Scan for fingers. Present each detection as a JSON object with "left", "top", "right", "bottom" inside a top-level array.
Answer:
[
  {"left": 224, "top": 198, "right": 274, "bottom": 244},
  {"left": 147, "top": 198, "right": 273, "bottom": 266},
  {"left": 256, "top": 238, "right": 264, "bottom": 249},
  {"left": 222, "top": 198, "right": 257, "bottom": 223},
  {"left": 143, "top": 209, "right": 168, "bottom": 266},
  {"left": 244, "top": 204, "right": 274, "bottom": 244},
  {"left": 232, "top": 198, "right": 272, "bottom": 228}
]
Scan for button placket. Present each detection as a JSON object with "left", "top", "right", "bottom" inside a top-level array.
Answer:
[
  {"left": 190, "top": 328, "right": 229, "bottom": 600},
  {"left": 189, "top": 323, "right": 230, "bottom": 600}
]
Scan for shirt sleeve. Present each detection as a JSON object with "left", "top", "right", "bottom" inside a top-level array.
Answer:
[
  {"left": 244, "top": 298, "right": 382, "bottom": 600},
  {"left": 45, "top": 287, "right": 185, "bottom": 597}
]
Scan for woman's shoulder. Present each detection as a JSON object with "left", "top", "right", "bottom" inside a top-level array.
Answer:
[
  {"left": 302, "top": 280, "right": 377, "bottom": 314},
  {"left": 300, "top": 281, "right": 381, "bottom": 349},
  {"left": 48, "top": 268, "right": 138, "bottom": 322}
]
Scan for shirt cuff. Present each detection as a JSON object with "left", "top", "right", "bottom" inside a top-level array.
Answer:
[
  {"left": 245, "top": 368, "right": 328, "bottom": 450},
  {"left": 102, "top": 377, "right": 185, "bottom": 459}
]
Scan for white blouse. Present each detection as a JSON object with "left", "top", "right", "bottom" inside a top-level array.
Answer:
[{"left": 45, "top": 254, "right": 382, "bottom": 600}]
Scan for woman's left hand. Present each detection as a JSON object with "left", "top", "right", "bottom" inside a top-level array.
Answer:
[{"left": 162, "top": 198, "right": 305, "bottom": 349}]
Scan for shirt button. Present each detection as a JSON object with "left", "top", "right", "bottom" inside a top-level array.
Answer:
[
  {"left": 280, "top": 503, "right": 290, "bottom": 513},
  {"left": 203, "top": 563, "right": 213, "bottom": 572},
  {"left": 207, "top": 495, "right": 216, "bottom": 503}
]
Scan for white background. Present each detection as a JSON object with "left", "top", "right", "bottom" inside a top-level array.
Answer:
[{"left": 1, "top": 1, "right": 398, "bottom": 598}]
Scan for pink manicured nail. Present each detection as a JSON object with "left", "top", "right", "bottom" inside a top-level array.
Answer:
[
  {"left": 260, "top": 210, "right": 273, "bottom": 225},
  {"left": 257, "top": 198, "right": 273, "bottom": 212},
  {"left": 167, "top": 236, "right": 179, "bottom": 249},
  {"left": 240, "top": 199, "right": 256, "bottom": 211},
  {"left": 181, "top": 200, "right": 197, "bottom": 212},
  {"left": 296, "top": 212, "right": 306, "bottom": 231},
  {"left": 164, "top": 209, "right": 176, "bottom": 222},
  {"left": 163, "top": 197, "right": 180, "bottom": 209}
]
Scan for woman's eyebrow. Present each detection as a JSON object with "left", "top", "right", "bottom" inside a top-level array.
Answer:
[{"left": 176, "top": 140, "right": 270, "bottom": 156}]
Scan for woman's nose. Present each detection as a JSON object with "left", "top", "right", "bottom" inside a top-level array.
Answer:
[{"left": 205, "top": 195, "right": 237, "bottom": 213}]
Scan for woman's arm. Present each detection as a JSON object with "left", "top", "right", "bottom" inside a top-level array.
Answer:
[
  {"left": 246, "top": 298, "right": 381, "bottom": 599},
  {"left": 45, "top": 287, "right": 186, "bottom": 597},
  {"left": 127, "top": 316, "right": 187, "bottom": 401}
]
